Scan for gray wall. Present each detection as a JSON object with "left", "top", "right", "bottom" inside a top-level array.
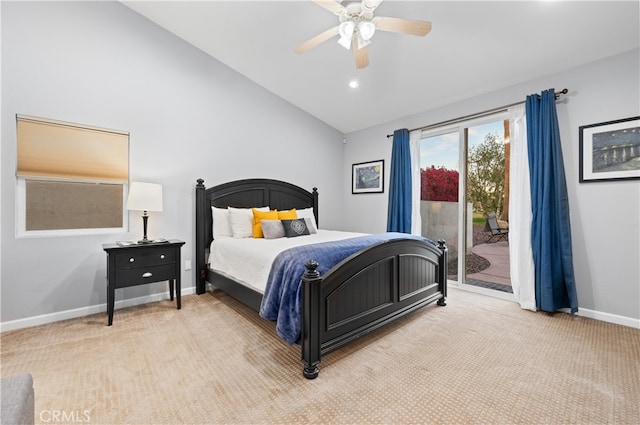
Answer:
[
  {"left": 342, "top": 49, "right": 640, "bottom": 325},
  {"left": 2, "top": 1, "right": 638, "bottom": 328},
  {"left": 1, "top": 1, "right": 344, "bottom": 324}
]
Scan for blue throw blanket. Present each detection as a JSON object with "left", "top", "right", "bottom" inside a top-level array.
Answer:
[{"left": 259, "top": 232, "right": 432, "bottom": 344}]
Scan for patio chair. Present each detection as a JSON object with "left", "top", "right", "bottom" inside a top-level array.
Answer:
[{"left": 485, "top": 212, "right": 509, "bottom": 243}]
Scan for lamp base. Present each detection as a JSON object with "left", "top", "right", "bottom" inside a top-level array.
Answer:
[{"left": 138, "top": 213, "right": 151, "bottom": 244}]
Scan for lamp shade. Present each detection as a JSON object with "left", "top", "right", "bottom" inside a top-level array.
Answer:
[
  {"left": 358, "top": 21, "right": 376, "bottom": 41},
  {"left": 339, "top": 21, "right": 355, "bottom": 39},
  {"left": 338, "top": 21, "right": 355, "bottom": 49},
  {"left": 126, "top": 182, "right": 163, "bottom": 212}
]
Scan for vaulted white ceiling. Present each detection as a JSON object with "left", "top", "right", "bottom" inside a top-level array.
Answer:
[{"left": 123, "top": 1, "right": 640, "bottom": 134}]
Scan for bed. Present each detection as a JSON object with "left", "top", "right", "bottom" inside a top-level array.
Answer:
[{"left": 195, "top": 178, "right": 448, "bottom": 379}]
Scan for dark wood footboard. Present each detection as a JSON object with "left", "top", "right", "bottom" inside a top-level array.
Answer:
[{"left": 301, "top": 238, "right": 447, "bottom": 379}]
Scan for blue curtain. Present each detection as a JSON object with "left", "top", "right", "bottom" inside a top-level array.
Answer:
[
  {"left": 526, "top": 89, "right": 578, "bottom": 313},
  {"left": 387, "top": 128, "right": 412, "bottom": 233}
]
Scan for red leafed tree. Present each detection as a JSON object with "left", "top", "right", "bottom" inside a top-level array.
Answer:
[{"left": 421, "top": 166, "right": 459, "bottom": 202}]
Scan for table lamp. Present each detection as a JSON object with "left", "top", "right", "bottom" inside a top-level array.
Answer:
[{"left": 126, "top": 182, "right": 163, "bottom": 243}]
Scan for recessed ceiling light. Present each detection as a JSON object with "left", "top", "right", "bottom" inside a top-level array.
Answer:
[{"left": 349, "top": 79, "right": 359, "bottom": 89}]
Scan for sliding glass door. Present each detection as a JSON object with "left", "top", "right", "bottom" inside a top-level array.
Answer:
[
  {"left": 420, "top": 115, "right": 511, "bottom": 292},
  {"left": 419, "top": 130, "right": 461, "bottom": 282}
]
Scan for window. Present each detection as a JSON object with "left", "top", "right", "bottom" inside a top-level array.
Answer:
[{"left": 16, "top": 115, "right": 129, "bottom": 236}]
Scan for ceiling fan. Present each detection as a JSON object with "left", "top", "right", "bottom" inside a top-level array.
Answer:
[{"left": 295, "top": 0, "right": 432, "bottom": 69}]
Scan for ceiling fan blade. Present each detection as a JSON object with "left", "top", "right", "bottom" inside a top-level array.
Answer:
[
  {"left": 361, "top": 0, "right": 384, "bottom": 13},
  {"left": 312, "top": 0, "right": 346, "bottom": 15},
  {"left": 373, "top": 16, "right": 432, "bottom": 36},
  {"left": 353, "top": 38, "right": 369, "bottom": 69},
  {"left": 295, "top": 26, "right": 340, "bottom": 54}
]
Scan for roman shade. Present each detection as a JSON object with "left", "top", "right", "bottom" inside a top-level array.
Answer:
[{"left": 16, "top": 115, "right": 129, "bottom": 183}]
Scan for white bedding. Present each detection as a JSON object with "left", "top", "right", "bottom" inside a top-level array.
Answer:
[{"left": 208, "top": 229, "right": 365, "bottom": 293}]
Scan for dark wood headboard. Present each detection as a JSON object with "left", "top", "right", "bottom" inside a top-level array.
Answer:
[{"left": 194, "top": 178, "right": 319, "bottom": 294}]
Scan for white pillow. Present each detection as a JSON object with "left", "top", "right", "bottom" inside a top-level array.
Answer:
[
  {"left": 297, "top": 208, "right": 318, "bottom": 233},
  {"left": 212, "top": 207, "right": 232, "bottom": 238},
  {"left": 228, "top": 206, "right": 269, "bottom": 238},
  {"left": 303, "top": 218, "right": 317, "bottom": 234}
]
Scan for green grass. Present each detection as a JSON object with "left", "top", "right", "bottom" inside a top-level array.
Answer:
[{"left": 472, "top": 213, "right": 486, "bottom": 225}]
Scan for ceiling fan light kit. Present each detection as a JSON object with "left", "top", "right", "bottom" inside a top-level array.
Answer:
[
  {"left": 338, "top": 21, "right": 355, "bottom": 49},
  {"left": 296, "top": 0, "right": 432, "bottom": 69},
  {"left": 358, "top": 21, "right": 376, "bottom": 41},
  {"left": 356, "top": 34, "right": 370, "bottom": 50}
]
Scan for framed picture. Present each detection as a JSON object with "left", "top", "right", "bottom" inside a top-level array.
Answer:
[
  {"left": 352, "top": 160, "right": 384, "bottom": 194},
  {"left": 579, "top": 116, "right": 640, "bottom": 183}
]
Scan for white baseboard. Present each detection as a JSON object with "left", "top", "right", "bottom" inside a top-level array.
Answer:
[
  {"left": 564, "top": 307, "right": 640, "bottom": 329},
  {"left": 0, "top": 286, "right": 197, "bottom": 332},
  {"left": 452, "top": 282, "right": 639, "bottom": 329}
]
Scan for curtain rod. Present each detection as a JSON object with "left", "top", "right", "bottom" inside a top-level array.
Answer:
[{"left": 386, "top": 88, "right": 568, "bottom": 138}]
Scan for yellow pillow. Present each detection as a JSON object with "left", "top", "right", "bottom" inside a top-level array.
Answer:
[
  {"left": 252, "top": 209, "right": 279, "bottom": 238},
  {"left": 277, "top": 209, "right": 297, "bottom": 220}
]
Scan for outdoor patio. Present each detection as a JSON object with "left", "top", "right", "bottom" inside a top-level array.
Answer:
[
  {"left": 446, "top": 224, "right": 512, "bottom": 293},
  {"left": 467, "top": 241, "right": 512, "bottom": 293}
]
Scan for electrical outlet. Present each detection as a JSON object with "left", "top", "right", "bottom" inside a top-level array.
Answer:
[{"left": 185, "top": 260, "right": 192, "bottom": 271}]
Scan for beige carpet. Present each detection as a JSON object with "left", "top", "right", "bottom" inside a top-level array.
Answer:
[{"left": 1, "top": 288, "right": 639, "bottom": 424}]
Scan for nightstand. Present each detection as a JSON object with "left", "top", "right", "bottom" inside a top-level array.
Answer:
[{"left": 103, "top": 239, "right": 185, "bottom": 325}]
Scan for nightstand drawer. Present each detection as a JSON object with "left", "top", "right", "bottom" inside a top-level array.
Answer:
[
  {"left": 115, "top": 247, "right": 176, "bottom": 269},
  {"left": 115, "top": 264, "right": 176, "bottom": 288}
]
